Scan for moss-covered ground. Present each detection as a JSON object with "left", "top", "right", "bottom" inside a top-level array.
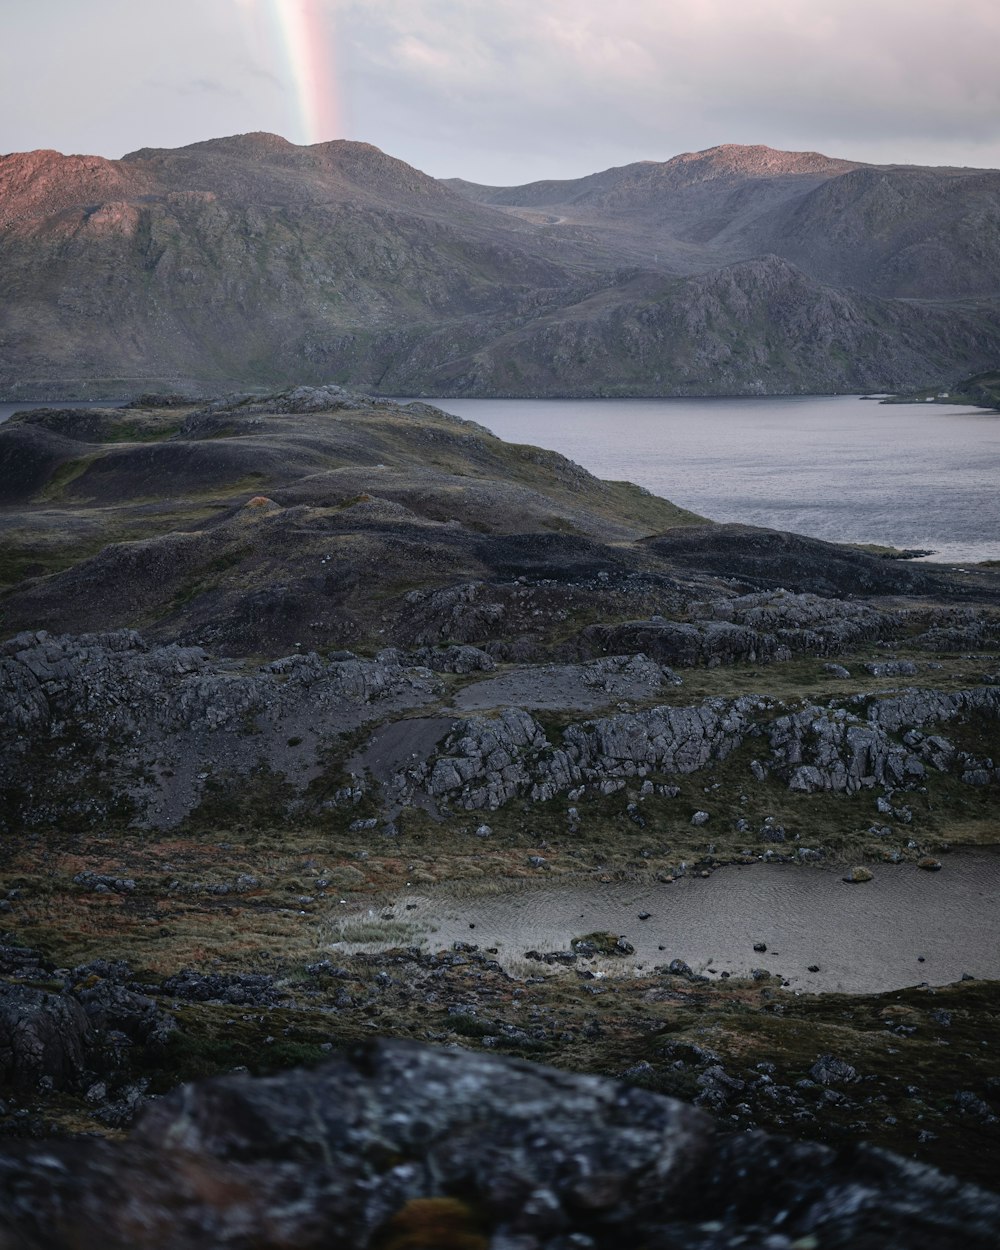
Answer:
[
  {"left": 2, "top": 396, "right": 999, "bottom": 1191},
  {"left": 2, "top": 733, "right": 998, "bottom": 1188}
]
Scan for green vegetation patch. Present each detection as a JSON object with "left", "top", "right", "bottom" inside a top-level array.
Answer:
[{"left": 38, "top": 455, "right": 102, "bottom": 502}]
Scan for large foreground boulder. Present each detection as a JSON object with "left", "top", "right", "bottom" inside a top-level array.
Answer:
[{"left": 0, "top": 1038, "right": 997, "bottom": 1248}]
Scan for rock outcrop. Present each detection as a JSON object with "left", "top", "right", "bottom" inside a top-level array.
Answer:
[
  {"left": 0, "top": 936, "right": 175, "bottom": 1126},
  {"left": 3, "top": 627, "right": 998, "bottom": 827},
  {"left": 0, "top": 629, "right": 441, "bottom": 830},
  {"left": 0, "top": 1038, "right": 996, "bottom": 1248},
  {"left": 418, "top": 685, "right": 1000, "bottom": 812}
]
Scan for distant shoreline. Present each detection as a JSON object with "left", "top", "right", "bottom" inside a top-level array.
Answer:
[{"left": 1, "top": 386, "right": 873, "bottom": 405}]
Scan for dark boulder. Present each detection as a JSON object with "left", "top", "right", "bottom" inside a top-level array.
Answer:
[
  {"left": 0, "top": 984, "right": 89, "bottom": 1093},
  {"left": 0, "top": 1039, "right": 997, "bottom": 1248}
]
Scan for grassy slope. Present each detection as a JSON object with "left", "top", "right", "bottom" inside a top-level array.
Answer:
[{"left": 2, "top": 393, "right": 999, "bottom": 1189}]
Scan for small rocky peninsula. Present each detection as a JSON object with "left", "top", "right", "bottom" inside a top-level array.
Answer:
[{"left": 1, "top": 388, "right": 999, "bottom": 1244}]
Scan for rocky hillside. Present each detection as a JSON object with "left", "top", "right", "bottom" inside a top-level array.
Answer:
[
  {"left": 0, "top": 136, "right": 587, "bottom": 399},
  {"left": 2, "top": 389, "right": 999, "bottom": 838},
  {"left": 2, "top": 135, "right": 1000, "bottom": 397},
  {"left": 420, "top": 257, "right": 1000, "bottom": 397},
  {"left": 0, "top": 385, "right": 702, "bottom": 649},
  {"left": 447, "top": 144, "right": 864, "bottom": 267},
  {"left": 452, "top": 144, "right": 1000, "bottom": 300},
  {"left": 2, "top": 391, "right": 1000, "bottom": 1195}
]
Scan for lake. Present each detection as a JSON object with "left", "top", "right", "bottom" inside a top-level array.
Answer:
[
  {"left": 331, "top": 850, "right": 1000, "bottom": 995},
  {"left": 4, "top": 394, "right": 998, "bottom": 563},
  {"left": 420, "top": 395, "right": 1000, "bottom": 564}
]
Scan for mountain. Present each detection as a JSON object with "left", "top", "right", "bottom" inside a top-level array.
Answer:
[
  {"left": 0, "top": 135, "right": 588, "bottom": 398},
  {"left": 446, "top": 145, "right": 864, "bottom": 269},
  {"left": 449, "top": 145, "right": 1000, "bottom": 299},
  {"left": 757, "top": 165, "right": 1000, "bottom": 298},
  {"left": 2, "top": 134, "right": 1000, "bottom": 398}
]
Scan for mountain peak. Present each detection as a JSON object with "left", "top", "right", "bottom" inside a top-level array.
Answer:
[
  {"left": 669, "top": 143, "right": 862, "bottom": 178},
  {"left": 123, "top": 132, "right": 297, "bottom": 162},
  {"left": 2, "top": 131, "right": 999, "bottom": 401}
]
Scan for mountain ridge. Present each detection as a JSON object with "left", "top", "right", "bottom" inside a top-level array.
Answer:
[{"left": 2, "top": 133, "right": 1000, "bottom": 399}]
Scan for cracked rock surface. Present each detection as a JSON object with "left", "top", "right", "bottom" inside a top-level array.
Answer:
[{"left": 0, "top": 1038, "right": 999, "bottom": 1250}]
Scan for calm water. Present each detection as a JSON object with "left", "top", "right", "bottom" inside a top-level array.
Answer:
[
  {"left": 5, "top": 395, "right": 998, "bottom": 563},
  {"left": 423, "top": 395, "right": 1000, "bottom": 564},
  {"left": 333, "top": 851, "right": 1000, "bottom": 995}
]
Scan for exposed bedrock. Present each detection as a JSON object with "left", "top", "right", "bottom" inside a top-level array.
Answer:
[
  {"left": 0, "top": 628, "right": 442, "bottom": 831},
  {"left": 3, "top": 628, "right": 998, "bottom": 829},
  {"left": 0, "top": 1038, "right": 997, "bottom": 1249},
  {"left": 420, "top": 686, "right": 1000, "bottom": 811},
  {"left": 0, "top": 937, "right": 175, "bottom": 1128},
  {"left": 399, "top": 582, "right": 999, "bottom": 666}
]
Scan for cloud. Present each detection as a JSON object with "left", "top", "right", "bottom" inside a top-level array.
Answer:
[
  {"left": 0, "top": 0, "right": 299, "bottom": 157},
  {"left": 147, "top": 77, "right": 244, "bottom": 99},
  {"left": 1, "top": 0, "right": 998, "bottom": 179},
  {"left": 334, "top": 0, "right": 1000, "bottom": 178},
  {"left": 239, "top": 58, "right": 287, "bottom": 91}
]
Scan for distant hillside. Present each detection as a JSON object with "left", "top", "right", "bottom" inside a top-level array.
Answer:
[
  {"left": 0, "top": 135, "right": 582, "bottom": 398},
  {"left": 449, "top": 144, "right": 1000, "bottom": 299},
  {"left": 2, "top": 134, "right": 1000, "bottom": 398},
  {"left": 884, "top": 368, "right": 1000, "bottom": 409},
  {"left": 757, "top": 166, "right": 1000, "bottom": 298},
  {"left": 445, "top": 145, "right": 863, "bottom": 264},
  {"left": 413, "top": 257, "right": 1000, "bottom": 398},
  {"left": 959, "top": 370, "right": 1000, "bottom": 408}
]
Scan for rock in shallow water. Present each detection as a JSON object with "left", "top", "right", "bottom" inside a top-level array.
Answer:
[{"left": 0, "top": 1038, "right": 997, "bottom": 1248}]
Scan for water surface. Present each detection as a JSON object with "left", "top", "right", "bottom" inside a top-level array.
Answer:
[
  {"left": 423, "top": 395, "right": 1000, "bottom": 564},
  {"left": 333, "top": 851, "right": 1000, "bottom": 994}
]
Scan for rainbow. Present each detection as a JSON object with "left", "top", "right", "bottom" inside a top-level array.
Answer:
[{"left": 251, "top": 0, "right": 340, "bottom": 145}]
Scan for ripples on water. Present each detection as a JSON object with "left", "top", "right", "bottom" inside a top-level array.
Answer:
[
  {"left": 334, "top": 852, "right": 1000, "bottom": 995},
  {"left": 4, "top": 395, "right": 998, "bottom": 562},
  {"left": 424, "top": 395, "right": 1000, "bottom": 564}
]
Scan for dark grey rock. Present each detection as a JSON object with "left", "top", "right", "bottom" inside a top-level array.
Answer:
[
  {"left": 159, "top": 970, "right": 285, "bottom": 1007},
  {"left": 72, "top": 872, "right": 136, "bottom": 894},
  {"left": 0, "top": 1039, "right": 997, "bottom": 1249},
  {"left": 413, "top": 644, "right": 497, "bottom": 674},
  {"left": 0, "top": 984, "right": 90, "bottom": 1093},
  {"left": 863, "top": 659, "right": 918, "bottom": 677},
  {"left": 810, "top": 1053, "right": 859, "bottom": 1086},
  {"left": 6, "top": 631, "right": 1000, "bottom": 827},
  {"left": 0, "top": 630, "right": 442, "bottom": 832}
]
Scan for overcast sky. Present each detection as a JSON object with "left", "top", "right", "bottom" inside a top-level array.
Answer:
[{"left": 3, "top": 0, "right": 1000, "bottom": 183}]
